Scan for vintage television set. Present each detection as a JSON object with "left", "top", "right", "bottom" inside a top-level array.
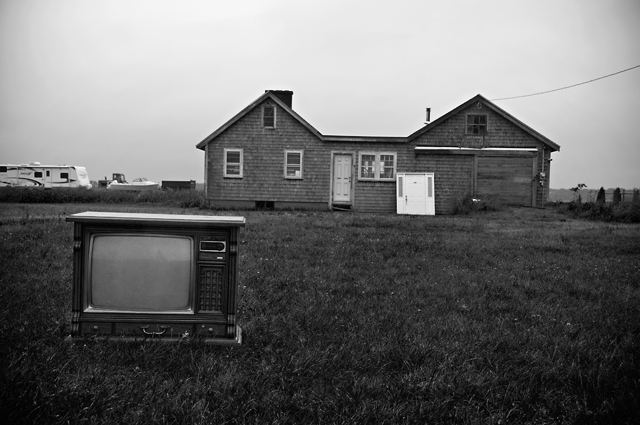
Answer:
[{"left": 66, "top": 212, "right": 245, "bottom": 344}]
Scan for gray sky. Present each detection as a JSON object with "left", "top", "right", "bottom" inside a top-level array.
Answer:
[{"left": 1, "top": 0, "right": 639, "bottom": 189}]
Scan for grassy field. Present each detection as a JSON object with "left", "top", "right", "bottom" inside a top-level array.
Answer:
[{"left": 1, "top": 203, "right": 639, "bottom": 424}]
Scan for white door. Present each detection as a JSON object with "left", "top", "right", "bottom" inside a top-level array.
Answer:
[
  {"left": 333, "top": 155, "right": 352, "bottom": 204},
  {"left": 405, "top": 174, "right": 427, "bottom": 215},
  {"left": 44, "top": 169, "right": 52, "bottom": 188},
  {"left": 397, "top": 173, "right": 435, "bottom": 215}
]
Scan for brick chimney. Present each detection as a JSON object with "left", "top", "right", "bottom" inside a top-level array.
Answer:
[{"left": 267, "top": 90, "right": 293, "bottom": 109}]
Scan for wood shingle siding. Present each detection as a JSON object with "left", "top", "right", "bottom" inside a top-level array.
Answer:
[
  {"left": 206, "top": 102, "right": 328, "bottom": 207},
  {"left": 353, "top": 180, "right": 397, "bottom": 213},
  {"left": 410, "top": 96, "right": 558, "bottom": 212},
  {"left": 414, "top": 155, "right": 473, "bottom": 214},
  {"left": 197, "top": 91, "right": 559, "bottom": 214}
]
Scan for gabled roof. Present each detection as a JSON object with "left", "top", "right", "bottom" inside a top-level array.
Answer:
[
  {"left": 196, "top": 91, "right": 323, "bottom": 150},
  {"left": 196, "top": 90, "right": 409, "bottom": 150},
  {"left": 408, "top": 94, "right": 560, "bottom": 152},
  {"left": 197, "top": 92, "right": 559, "bottom": 152}
]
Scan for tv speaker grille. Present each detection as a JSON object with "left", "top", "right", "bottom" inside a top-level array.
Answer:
[{"left": 199, "top": 268, "right": 223, "bottom": 312}]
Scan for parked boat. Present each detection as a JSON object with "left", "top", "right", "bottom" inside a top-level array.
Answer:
[{"left": 106, "top": 173, "right": 159, "bottom": 191}]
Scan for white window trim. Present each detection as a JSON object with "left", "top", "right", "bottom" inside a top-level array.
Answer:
[
  {"left": 358, "top": 152, "right": 396, "bottom": 181},
  {"left": 223, "top": 148, "right": 243, "bottom": 178},
  {"left": 466, "top": 113, "right": 488, "bottom": 135},
  {"left": 263, "top": 104, "right": 276, "bottom": 128},
  {"left": 284, "top": 150, "right": 303, "bottom": 179},
  {"left": 359, "top": 152, "right": 377, "bottom": 181}
]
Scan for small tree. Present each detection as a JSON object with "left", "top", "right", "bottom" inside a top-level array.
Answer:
[
  {"left": 613, "top": 188, "right": 621, "bottom": 205},
  {"left": 570, "top": 183, "right": 587, "bottom": 203},
  {"left": 633, "top": 189, "right": 640, "bottom": 204},
  {"left": 596, "top": 187, "right": 606, "bottom": 203}
]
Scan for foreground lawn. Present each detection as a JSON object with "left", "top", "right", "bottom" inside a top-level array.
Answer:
[{"left": 1, "top": 204, "right": 638, "bottom": 424}]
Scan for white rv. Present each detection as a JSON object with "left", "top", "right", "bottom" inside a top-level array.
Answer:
[{"left": 0, "top": 163, "right": 92, "bottom": 189}]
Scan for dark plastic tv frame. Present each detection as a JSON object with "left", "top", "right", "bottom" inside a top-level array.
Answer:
[{"left": 66, "top": 212, "right": 246, "bottom": 345}]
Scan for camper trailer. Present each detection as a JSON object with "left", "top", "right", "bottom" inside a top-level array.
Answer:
[{"left": 0, "top": 163, "right": 92, "bottom": 189}]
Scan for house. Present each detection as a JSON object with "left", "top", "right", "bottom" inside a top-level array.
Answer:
[{"left": 196, "top": 90, "right": 559, "bottom": 214}]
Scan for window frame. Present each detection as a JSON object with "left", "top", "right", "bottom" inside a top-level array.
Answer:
[
  {"left": 223, "top": 148, "right": 243, "bottom": 178},
  {"left": 284, "top": 150, "right": 303, "bottom": 180},
  {"left": 358, "top": 152, "right": 397, "bottom": 181},
  {"left": 466, "top": 114, "right": 487, "bottom": 135},
  {"left": 263, "top": 104, "right": 276, "bottom": 128}
]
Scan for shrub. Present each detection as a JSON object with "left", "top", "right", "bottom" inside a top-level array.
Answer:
[
  {"left": 612, "top": 202, "right": 640, "bottom": 223},
  {"left": 580, "top": 202, "right": 612, "bottom": 220},
  {"left": 613, "top": 188, "right": 621, "bottom": 205},
  {"left": 559, "top": 200, "right": 640, "bottom": 223},
  {"left": 570, "top": 183, "right": 587, "bottom": 202},
  {"left": 453, "top": 193, "right": 502, "bottom": 214},
  {"left": 596, "top": 187, "right": 606, "bottom": 203}
]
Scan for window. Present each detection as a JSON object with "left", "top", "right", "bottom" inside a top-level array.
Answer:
[
  {"left": 35, "top": 172, "right": 43, "bottom": 178},
  {"left": 60, "top": 172, "right": 69, "bottom": 179},
  {"left": 358, "top": 152, "right": 396, "bottom": 181},
  {"left": 263, "top": 105, "right": 275, "bottom": 128},
  {"left": 379, "top": 154, "right": 395, "bottom": 179},
  {"left": 0, "top": 166, "right": 7, "bottom": 172},
  {"left": 224, "top": 149, "right": 243, "bottom": 178},
  {"left": 284, "top": 150, "right": 303, "bottom": 179},
  {"left": 467, "top": 114, "right": 487, "bottom": 135},
  {"left": 360, "top": 153, "right": 376, "bottom": 178}
]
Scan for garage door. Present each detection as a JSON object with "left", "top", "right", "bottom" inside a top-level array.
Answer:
[{"left": 476, "top": 156, "right": 534, "bottom": 206}]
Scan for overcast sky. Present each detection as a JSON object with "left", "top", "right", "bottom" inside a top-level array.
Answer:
[{"left": 1, "top": 0, "right": 639, "bottom": 189}]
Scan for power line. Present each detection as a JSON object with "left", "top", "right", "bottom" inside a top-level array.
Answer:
[{"left": 491, "top": 64, "right": 640, "bottom": 101}]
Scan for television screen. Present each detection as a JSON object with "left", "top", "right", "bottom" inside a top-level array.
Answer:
[{"left": 89, "top": 234, "right": 192, "bottom": 312}]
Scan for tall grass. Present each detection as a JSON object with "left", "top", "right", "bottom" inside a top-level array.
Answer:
[
  {"left": 0, "top": 187, "right": 206, "bottom": 208},
  {"left": 556, "top": 200, "right": 640, "bottom": 223},
  {"left": 1, "top": 204, "right": 639, "bottom": 424}
]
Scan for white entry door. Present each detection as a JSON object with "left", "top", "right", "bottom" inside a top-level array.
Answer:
[
  {"left": 397, "top": 173, "right": 435, "bottom": 215},
  {"left": 44, "top": 169, "right": 53, "bottom": 188},
  {"left": 333, "top": 154, "right": 352, "bottom": 204}
]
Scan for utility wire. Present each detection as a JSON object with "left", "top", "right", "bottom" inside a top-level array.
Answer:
[{"left": 491, "top": 64, "right": 640, "bottom": 101}]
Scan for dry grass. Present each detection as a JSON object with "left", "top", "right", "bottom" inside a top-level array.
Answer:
[{"left": 1, "top": 203, "right": 639, "bottom": 424}]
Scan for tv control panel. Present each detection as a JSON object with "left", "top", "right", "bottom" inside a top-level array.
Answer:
[{"left": 198, "top": 235, "right": 226, "bottom": 262}]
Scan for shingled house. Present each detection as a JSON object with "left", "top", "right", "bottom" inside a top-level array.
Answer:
[{"left": 196, "top": 90, "right": 559, "bottom": 214}]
